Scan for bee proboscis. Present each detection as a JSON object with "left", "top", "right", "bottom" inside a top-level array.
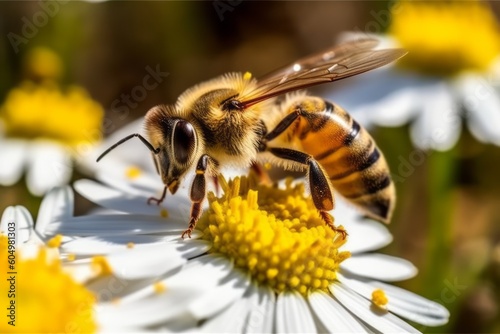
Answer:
[{"left": 97, "top": 38, "right": 406, "bottom": 238}]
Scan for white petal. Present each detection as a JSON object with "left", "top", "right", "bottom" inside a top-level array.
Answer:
[
  {"left": 160, "top": 314, "right": 199, "bottom": 333},
  {"left": 330, "top": 197, "right": 363, "bottom": 223},
  {"left": 410, "top": 82, "right": 461, "bottom": 151},
  {"left": 199, "top": 283, "right": 275, "bottom": 334},
  {"left": 48, "top": 214, "right": 191, "bottom": 236},
  {"left": 340, "top": 253, "right": 417, "bottom": 281},
  {"left": 188, "top": 268, "right": 250, "bottom": 319},
  {"left": 245, "top": 284, "right": 276, "bottom": 334},
  {"left": 166, "top": 255, "right": 234, "bottom": 290},
  {"left": 97, "top": 256, "right": 234, "bottom": 327},
  {"left": 97, "top": 287, "right": 201, "bottom": 328},
  {"left": 97, "top": 166, "right": 165, "bottom": 198},
  {"left": 26, "top": 141, "right": 72, "bottom": 195},
  {"left": 61, "top": 234, "right": 202, "bottom": 255},
  {"left": 341, "top": 219, "right": 392, "bottom": 254},
  {"left": 200, "top": 284, "right": 257, "bottom": 333},
  {"left": 98, "top": 325, "right": 157, "bottom": 333},
  {"left": 308, "top": 290, "right": 368, "bottom": 333},
  {"left": 0, "top": 139, "right": 27, "bottom": 186},
  {"left": 1, "top": 206, "right": 35, "bottom": 245},
  {"left": 276, "top": 290, "right": 317, "bottom": 333},
  {"left": 331, "top": 283, "right": 420, "bottom": 333},
  {"left": 117, "top": 254, "right": 232, "bottom": 305},
  {"left": 35, "top": 186, "right": 74, "bottom": 237},
  {"left": 104, "top": 242, "right": 191, "bottom": 279},
  {"left": 455, "top": 74, "right": 500, "bottom": 145},
  {"left": 74, "top": 179, "right": 192, "bottom": 220},
  {"left": 377, "top": 280, "right": 449, "bottom": 327},
  {"left": 337, "top": 274, "right": 449, "bottom": 326}
]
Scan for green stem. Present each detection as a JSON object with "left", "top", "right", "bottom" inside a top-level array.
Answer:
[{"left": 422, "top": 148, "right": 456, "bottom": 315}]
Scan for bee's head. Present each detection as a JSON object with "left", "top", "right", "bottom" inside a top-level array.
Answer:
[{"left": 144, "top": 105, "right": 199, "bottom": 194}]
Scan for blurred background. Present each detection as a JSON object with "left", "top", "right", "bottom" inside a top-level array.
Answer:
[{"left": 1, "top": 1, "right": 500, "bottom": 332}]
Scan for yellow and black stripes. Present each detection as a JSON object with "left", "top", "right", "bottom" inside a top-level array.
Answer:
[{"left": 269, "top": 96, "right": 395, "bottom": 223}]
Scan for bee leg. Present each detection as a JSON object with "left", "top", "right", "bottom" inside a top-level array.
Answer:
[
  {"left": 268, "top": 147, "right": 347, "bottom": 239},
  {"left": 147, "top": 186, "right": 167, "bottom": 205},
  {"left": 182, "top": 154, "right": 212, "bottom": 239},
  {"left": 212, "top": 176, "right": 220, "bottom": 197},
  {"left": 250, "top": 161, "right": 272, "bottom": 185},
  {"left": 264, "top": 111, "right": 300, "bottom": 141}
]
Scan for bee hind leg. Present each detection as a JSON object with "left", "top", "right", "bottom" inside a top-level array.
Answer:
[
  {"left": 319, "top": 211, "right": 348, "bottom": 239},
  {"left": 267, "top": 147, "right": 347, "bottom": 239}
]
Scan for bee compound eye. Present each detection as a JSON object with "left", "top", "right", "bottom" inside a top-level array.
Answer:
[{"left": 173, "top": 120, "right": 196, "bottom": 164}]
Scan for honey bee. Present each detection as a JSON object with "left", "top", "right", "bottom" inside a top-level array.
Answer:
[{"left": 97, "top": 38, "right": 406, "bottom": 238}]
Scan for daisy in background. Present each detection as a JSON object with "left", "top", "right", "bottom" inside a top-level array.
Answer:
[
  {"left": 0, "top": 203, "right": 96, "bottom": 333},
  {"left": 0, "top": 47, "right": 103, "bottom": 195},
  {"left": 328, "top": 0, "right": 500, "bottom": 151},
  {"left": 35, "top": 144, "right": 449, "bottom": 332}
]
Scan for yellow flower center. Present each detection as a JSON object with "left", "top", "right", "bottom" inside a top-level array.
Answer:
[
  {"left": 0, "top": 235, "right": 96, "bottom": 333},
  {"left": 0, "top": 82, "right": 103, "bottom": 147},
  {"left": 389, "top": 0, "right": 500, "bottom": 76},
  {"left": 197, "top": 176, "right": 350, "bottom": 296}
]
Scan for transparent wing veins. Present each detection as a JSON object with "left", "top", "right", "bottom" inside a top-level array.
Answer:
[{"left": 241, "top": 38, "right": 407, "bottom": 107}]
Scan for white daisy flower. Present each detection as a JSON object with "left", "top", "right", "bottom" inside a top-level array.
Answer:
[
  {"left": 39, "top": 162, "right": 449, "bottom": 332},
  {"left": 327, "top": 1, "right": 500, "bottom": 151},
  {"left": 0, "top": 48, "right": 104, "bottom": 196},
  {"left": 0, "top": 202, "right": 97, "bottom": 333}
]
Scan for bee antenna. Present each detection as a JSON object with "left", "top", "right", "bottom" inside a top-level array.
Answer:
[{"left": 96, "top": 133, "right": 160, "bottom": 162}]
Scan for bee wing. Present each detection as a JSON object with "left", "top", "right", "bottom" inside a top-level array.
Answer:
[{"left": 240, "top": 38, "right": 407, "bottom": 107}]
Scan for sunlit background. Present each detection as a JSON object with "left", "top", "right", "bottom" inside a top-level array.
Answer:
[{"left": 1, "top": 1, "right": 500, "bottom": 332}]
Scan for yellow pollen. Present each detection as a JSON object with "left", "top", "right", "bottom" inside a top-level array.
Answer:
[
  {"left": 243, "top": 71, "right": 252, "bottom": 80},
  {"left": 91, "top": 256, "right": 113, "bottom": 276},
  {"left": 126, "top": 242, "right": 135, "bottom": 249},
  {"left": 24, "top": 47, "right": 63, "bottom": 81},
  {"left": 197, "top": 176, "right": 350, "bottom": 296},
  {"left": 160, "top": 208, "right": 169, "bottom": 218},
  {"left": 67, "top": 253, "right": 76, "bottom": 261},
  {"left": 47, "top": 234, "right": 63, "bottom": 248},
  {"left": 154, "top": 282, "right": 166, "bottom": 294},
  {"left": 389, "top": 1, "right": 500, "bottom": 76},
  {"left": 125, "top": 166, "right": 142, "bottom": 180},
  {"left": 0, "top": 236, "right": 97, "bottom": 333},
  {"left": 0, "top": 82, "right": 104, "bottom": 147},
  {"left": 371, "top": 288, "right": 389, "bottom": 307}
]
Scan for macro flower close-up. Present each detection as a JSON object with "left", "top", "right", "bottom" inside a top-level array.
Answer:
[
  {"left": 2, "top": 1, "right": 500, "bottom": 333},
  {"left": 34, "top": 163, "right": 449, "bottom": 332}
]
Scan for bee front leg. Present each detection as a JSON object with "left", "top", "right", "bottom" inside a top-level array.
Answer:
[
  {"left": 147, "top": 186, "right": 167, "bottom": 205},
  {"left": 268, "top": 147, "right": 347, "bottom": 239},
  {"left": 182, "top": 154, "right": 214, "bottom": 239}
]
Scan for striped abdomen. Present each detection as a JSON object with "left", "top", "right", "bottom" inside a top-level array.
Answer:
[{"left": 297, "top": 100, "right": 395, "bottom": 222}]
